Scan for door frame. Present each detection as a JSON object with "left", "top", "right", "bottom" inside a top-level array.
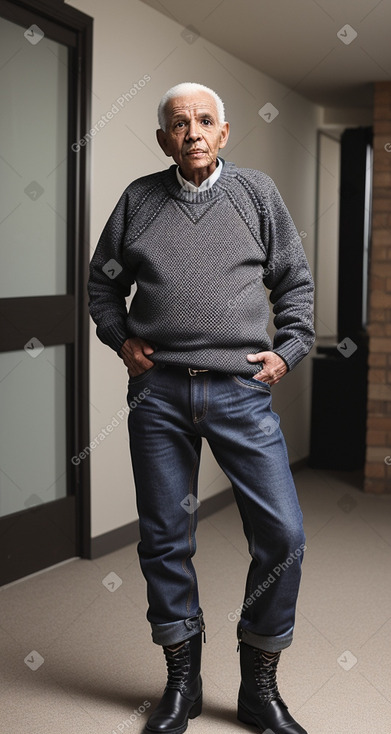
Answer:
[{"left": 0, "top": 0, "right": 92, "bottom": 584}]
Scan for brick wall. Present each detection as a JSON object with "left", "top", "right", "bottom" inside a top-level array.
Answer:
[{"left": 364, "top": 82, "right": 391, "bottom": 493}]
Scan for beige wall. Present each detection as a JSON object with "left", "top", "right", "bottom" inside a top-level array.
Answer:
[
  {"left": 66, "top": 0, "right": 321, "bottom": 537},
  {"left": 315, "top": 133, "right": 340, "bottom": 338}
]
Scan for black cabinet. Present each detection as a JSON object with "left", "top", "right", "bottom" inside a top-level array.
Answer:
[{"left": 309, "top": 337, "right": 368, "bottom": 470}]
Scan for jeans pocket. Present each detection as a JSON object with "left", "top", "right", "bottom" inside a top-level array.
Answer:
[
  {"left": 226, "top": 374, "right": 273, "bottom": 423},
  {"left": 127, "top": 365, "right": 157, "bottom": 386},
  {"left": 232, "top": 374, "right": 271, "bottom": 394}
]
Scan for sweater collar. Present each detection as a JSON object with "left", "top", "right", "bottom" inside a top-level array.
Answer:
[
  {"left": 176, "top": 156, "right": 223, "bottom": 192},
  {"left": 162, "top": 158, "right": 237, "bottom": 203}
]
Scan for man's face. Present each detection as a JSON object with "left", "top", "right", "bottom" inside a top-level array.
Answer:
[{"left": 156, "top": 90, "right": 229, "bottom": 185}]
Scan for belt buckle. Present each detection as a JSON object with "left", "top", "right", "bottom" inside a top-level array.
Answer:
[{"left": 188, "top": 368, "right": 209, "bottom": 376}]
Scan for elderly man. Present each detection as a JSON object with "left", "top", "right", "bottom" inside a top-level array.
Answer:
[{"left": 88, "top": 82, "right": 314, "bottom": 734}]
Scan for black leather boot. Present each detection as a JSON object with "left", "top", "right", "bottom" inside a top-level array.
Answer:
[
  {"left": 143, "top": 632, "right": 203, "bottom": 734},
  {"left": 237, "top": 632, "right": 307, "bottom": 733}
]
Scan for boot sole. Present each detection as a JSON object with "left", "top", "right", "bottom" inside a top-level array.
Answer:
[
  {"left": 144, "top": 693, "right": 202, "bottom": 734},
  {"left": 238, "top": 701, "right": 307, "bottom": 733}
]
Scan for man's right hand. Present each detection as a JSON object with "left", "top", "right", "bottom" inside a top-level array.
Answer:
[{"left": 120, "top": 337, "right": 155, "bottom": 376}]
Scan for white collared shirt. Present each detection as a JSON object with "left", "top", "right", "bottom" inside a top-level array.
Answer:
[{"left": 176, "top": 157, "right": 223, "bottom": 192}]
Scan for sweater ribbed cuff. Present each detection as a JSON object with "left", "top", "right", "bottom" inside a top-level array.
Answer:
[
  {"left": 96, "top": 322, "right": 129, "bottom": 356},
  {"left": 273, "top": 338, "right": 307, "bottom": 372}
]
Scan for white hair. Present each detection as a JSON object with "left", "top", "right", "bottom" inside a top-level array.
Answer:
[{"left": 157, "top": 82, "right": 225, "bottom": 131}]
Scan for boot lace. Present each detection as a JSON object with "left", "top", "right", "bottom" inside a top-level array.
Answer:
[
  {"left": 163, "top": 643, "right": 190, "bottom": 692},
  {"left": 254, "top": 649, "right": 285, "bottom": 707}
]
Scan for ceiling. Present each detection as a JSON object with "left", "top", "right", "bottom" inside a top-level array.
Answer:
[{"left": 140, "top": 0, "right": 391, "bottom": 109}]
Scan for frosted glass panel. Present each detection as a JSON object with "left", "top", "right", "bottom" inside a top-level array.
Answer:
[
  {"left": 0, "top": 17, "right": 68, "bottom": 297},
  {"left": 0, "top": 346, "right": 67, "bottom": 517}
]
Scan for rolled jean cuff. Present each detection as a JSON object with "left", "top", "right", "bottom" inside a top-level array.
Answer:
[
  {"left": 238, "top": 623, "right": 294, "bottom": 653},
  {"left": 151, "top": 609, "right": 204, "bottom": 646}
]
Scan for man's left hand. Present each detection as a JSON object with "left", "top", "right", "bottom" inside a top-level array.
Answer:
[{"left": 246, "top": 351, "right": 287, "bottom": 386}]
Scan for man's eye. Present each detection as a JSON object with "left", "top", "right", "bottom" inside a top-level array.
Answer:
[{"left": 174, "top": 121, "right": 186, "bottom": 128}]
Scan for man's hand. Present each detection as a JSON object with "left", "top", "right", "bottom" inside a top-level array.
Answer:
[
  {"left": 120, "top": 337, "right": 155, "bottom": 376},
  {"left": 246, "top": 351, "right": 287, "bottom": 386}
]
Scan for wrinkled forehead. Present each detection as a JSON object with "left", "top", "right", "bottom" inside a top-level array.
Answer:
[{"left": 166, "top": 93, "right": 218, "bottom": 120}]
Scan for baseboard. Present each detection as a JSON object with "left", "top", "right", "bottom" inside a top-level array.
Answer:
[
  {"left": 90, "top": 458, "right": 309, "bottom": 559},
  {"left": 290, "top": 457, "right": 309, "bottom": 474}
]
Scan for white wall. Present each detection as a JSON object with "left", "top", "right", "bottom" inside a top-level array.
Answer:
[{"left": 66, "top": 0, "right": 321, "bottom": 538}]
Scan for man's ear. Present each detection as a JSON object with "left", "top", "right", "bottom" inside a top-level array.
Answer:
[
  {"left": 156, "top": 128, "right": 172, "bottom": 157},
  {"left": 218, "top": 121, "right": 230, "bottom": 150}
]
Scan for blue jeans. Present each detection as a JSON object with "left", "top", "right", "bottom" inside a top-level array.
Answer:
[{"left": 127, "top": 365, "right": 305, "bottom": 653}]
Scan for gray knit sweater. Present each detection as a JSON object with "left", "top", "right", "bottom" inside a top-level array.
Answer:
[{"left": 88, "top": 160, "right": 315, "bottom": 375}]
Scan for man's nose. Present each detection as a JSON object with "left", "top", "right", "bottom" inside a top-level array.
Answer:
[{"left": 186, "top": 120, "right": 202, "bottom": 141}]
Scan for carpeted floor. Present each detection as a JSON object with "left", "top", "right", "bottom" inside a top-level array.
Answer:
[{"left": 1, "top": 466, "right": 390, "bottom": 733}]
